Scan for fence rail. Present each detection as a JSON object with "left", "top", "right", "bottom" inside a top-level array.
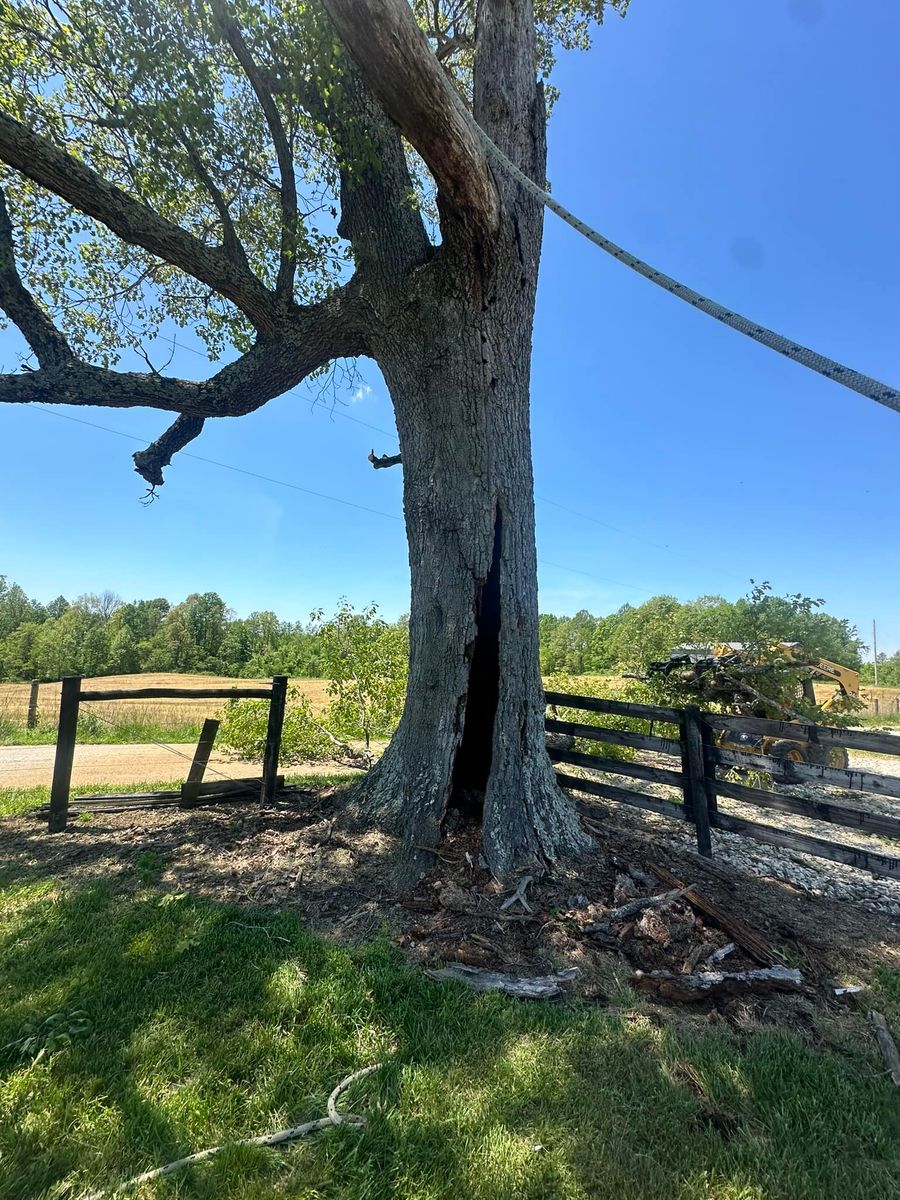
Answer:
[
  {"left": 546, "top": 690, "right": 900, "bottom": 881},
  {"left": 47, "top": 675, "right": 288, "bottom": 832}
]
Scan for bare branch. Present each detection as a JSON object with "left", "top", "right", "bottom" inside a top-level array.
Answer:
[
  {"left": 0, "top": 112, "right": 278, "bottom": 332},
  {"left": 0, "top": 186, "right": 73, "bottom": 369},
  {"left": 321, "top": 0, "right": 499, "bottom": 233},
  {"left": 133, "top": 413, "right": 205, "bottom": 486},
  {"left": 368, "top": 448, "right": 402, "bottom": 469},
  {"left": 211, "top": 0, "right": 298, "bottom": 298}
]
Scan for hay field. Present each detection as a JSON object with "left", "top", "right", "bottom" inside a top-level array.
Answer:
[{"left": 0, "top": 673, "right": 331, "bottom": 730}]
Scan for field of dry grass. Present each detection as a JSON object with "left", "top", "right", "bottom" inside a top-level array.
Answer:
[
  {"left": 0, "top": 673, "right": 332, "bottom": 730},
  {"left": 2, "top": 671, "right": 897, "bottom": 734}
]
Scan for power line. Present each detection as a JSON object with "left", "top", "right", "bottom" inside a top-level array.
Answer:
[
  {"left": 535, "top": 493, "right": 748, "bottom": 585},
  {"left": 140, "top": 338, "right": 730, "bottom": 572},
  {"left": 30, "top": 406, "right": 404, "bottom": 523},
  {"left": 537, "top": 558, "right": 655, "bottom": 595},
  {"left": 25, "top": 404, "right": 659, "bottom": 599}
]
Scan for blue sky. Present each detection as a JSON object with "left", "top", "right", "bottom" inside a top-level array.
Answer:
[{"left": 1, "top": 0, "right": 898, "bottom": 655}]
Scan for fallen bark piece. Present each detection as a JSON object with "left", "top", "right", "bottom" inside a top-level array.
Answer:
[
  {"left": 649, "top": 863, "right": 778, "bottom": 966},
  {"left": 425, "top": 964, "right": 578, "bottom": 999},
  {"left": 633, "top": 964, "right": 803, "bottom": 1003},
  {"left": 870, "top": 1011, "right": 900, "bottom": 1086},
  {"left": 583, "top": 889, "right": 682, "bottom": 937},
  {"left": 703, "top": 943, "right": 736, "bottom": 969},
  {"left": 833, "top": 985, "right": 863, "bottom": 1000}
]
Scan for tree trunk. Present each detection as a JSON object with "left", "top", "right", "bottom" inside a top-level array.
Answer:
[{"left": 357, "top": 121, "right": 590, "bottom": 878}]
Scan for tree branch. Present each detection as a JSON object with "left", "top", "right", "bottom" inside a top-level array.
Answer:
[
  {"left": 321, "top": 0, "right": 499, "bottom": 234},
  {"left": 0, "top": 186, "right": 73, "bottom": 369},
  {"left": 295, "top": 53, "right": 430, "bottom": 274},
  {"left": 368, "top": 448, "right": 402, "bottom": 469},
  {"left": 211, "top": 0, "right": 298, "bottom": 299},
  {"left": 176, "top": 130, "right": 249, "bottom": 271},
  {"left": 132, "top": 413, "right": 206, "bottom": 487},
  {"left": 0, "top": 278, "right": 368, "bottom": 482},
  {"left": 0, "top": 111, "right": 278, "bottom": 332}
]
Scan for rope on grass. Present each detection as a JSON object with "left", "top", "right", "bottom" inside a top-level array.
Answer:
[{"left": 78, "top": 1063, "right": 384, "bottom": 1200}]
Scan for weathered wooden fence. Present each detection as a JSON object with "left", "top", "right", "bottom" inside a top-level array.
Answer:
[
  {"left": 545, "top": 690, "right": 900, "bottom": 881},
  {"left": 47, "top": 675, "right": 288, "bottom": 832}
]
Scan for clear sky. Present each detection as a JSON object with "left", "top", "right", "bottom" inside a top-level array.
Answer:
[{"left": 1, "top": 0, "right": 898, "bottom": 656}]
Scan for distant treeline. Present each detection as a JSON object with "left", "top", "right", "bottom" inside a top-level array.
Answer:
[
  {"left": 0, "top": 575, "right": 873, "bottom": 683},
  {"left": 538, "top": 589, "right": 868, "bottom": 677}
]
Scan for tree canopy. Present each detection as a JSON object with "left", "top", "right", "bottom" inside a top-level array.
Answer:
[{"left": 0, "top": 0, "right": 627, "bottom": 484}]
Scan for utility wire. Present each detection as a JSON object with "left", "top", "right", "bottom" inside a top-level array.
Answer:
[
  {"left": 30, "top": 404, "right": 735, "bottom": 579},
  {"left": 535, "top": 494, "right": 749, "bottom": 585},
  {"left": 30, "top": 406, "right": 404, "bottom": 523},
  {"left": 27, "top": 404, "right": 662, "bottom": 596},
  {"left": 77, "top": 705, "right": 234, "bottom": 782}
]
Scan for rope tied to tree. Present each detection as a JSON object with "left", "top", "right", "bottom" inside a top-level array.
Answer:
[{"left": 468, "top": 122, "right": 900, "bottom": 417}]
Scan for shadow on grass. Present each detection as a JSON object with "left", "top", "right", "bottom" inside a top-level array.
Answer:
[{"left": 1, "top": 880, "right": 898, "bottom": 1200}]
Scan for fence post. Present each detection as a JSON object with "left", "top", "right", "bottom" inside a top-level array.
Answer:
[
  {"left": 48, "top": 676, "right": 80, "bottom": 833},
  {"left": 181, "top": 718, "right": 220, "bottom": 807},
  {"left": 261, "top": 675, "right": 288, "bottom": 804},
  {"left": 680, "top": 704, "right": 712, "bottom": 858},
  {"left": 26, "top": 680, "right": 40, "bottom": 729}
]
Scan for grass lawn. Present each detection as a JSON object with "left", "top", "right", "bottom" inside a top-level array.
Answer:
[
  {"left": 0, "top": 867, "right": 898, "bottom": 1200},
  {"left": 0, "top": 717, "right": 206, "bottom": 748}
]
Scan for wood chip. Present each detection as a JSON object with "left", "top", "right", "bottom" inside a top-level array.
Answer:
[
  {"left": 648, "top": 863, "right": 779, "bottom": 966},
  {"left": 703, "top": 943, "right": 736, "bottom": 969}
]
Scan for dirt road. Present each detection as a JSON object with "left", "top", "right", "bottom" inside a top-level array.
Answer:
[{"left": 0, "top": 744, "right": 362, "bottom": 789}]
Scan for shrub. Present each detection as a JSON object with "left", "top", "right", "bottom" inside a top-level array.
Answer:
[
  {"left": 218, "top": 690, "right": 343, "bottom": 766},
  {"left": 218, "top": 600, "right": 408, "bottom": 767},
  {"left": 545, "top": 672, "right": 643, "bottom": 763}
]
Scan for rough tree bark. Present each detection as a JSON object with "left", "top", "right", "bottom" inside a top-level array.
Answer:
[
  {"left": 0, "top": 0, "right": 594, "bottom": 877},
  {"left": 326, "top": 0, "right": 591, "bottom": 874}
]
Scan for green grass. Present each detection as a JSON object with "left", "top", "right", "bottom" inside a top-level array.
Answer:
[
  {"left": 0, "top": 774, "right": 358, "bottom": 819},
  {"left": 0, "top": 878, "right": 898, "bottom": 1200},
  {"left": 856, "top": 714, "right": 900, "bottom": 731},
  {"left": 0, "top": 714, "right": 205, "bottom": 747}
]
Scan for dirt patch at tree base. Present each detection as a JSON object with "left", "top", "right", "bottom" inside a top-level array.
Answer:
[{"left": 2, "top": 787, "right": 896, "bottom": 1041}]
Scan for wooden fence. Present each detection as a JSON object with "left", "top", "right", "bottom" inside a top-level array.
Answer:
[
  {"left": 545, "top": 690, "right": 900, "bottom": 882},
  {"left": 47, "top": 675, "right": 288, "bottom": 833}
]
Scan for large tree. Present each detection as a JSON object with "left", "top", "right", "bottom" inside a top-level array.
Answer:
[{"left": 0, "top": 0, "right": 629, "bottom": 874}]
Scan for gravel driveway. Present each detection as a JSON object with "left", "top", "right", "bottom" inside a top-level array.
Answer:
[{"left": 0, "top": 744, "right": 363, "bottom": 789}]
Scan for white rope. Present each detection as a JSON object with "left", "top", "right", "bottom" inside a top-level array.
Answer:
[
  {"left": 469, "top": 123, "right": 900, "bottom": 416},
  {"left": 78, "top": 1063, "right": 383, "bottom": 1200}
]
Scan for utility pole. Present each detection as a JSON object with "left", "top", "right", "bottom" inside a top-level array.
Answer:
[{"left": 873, "top": 619, "right": 879, "bottom": 686}]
